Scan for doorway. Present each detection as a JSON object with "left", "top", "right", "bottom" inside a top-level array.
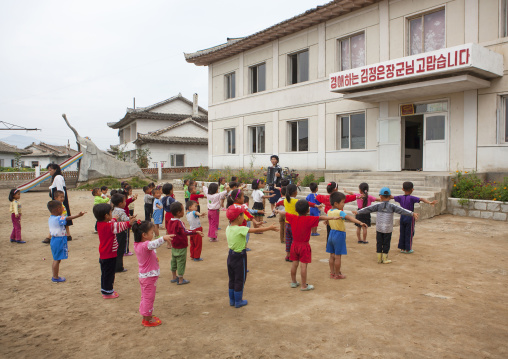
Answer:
[{"left": 402, "top": 115, "right": 423, "bottom": 171}]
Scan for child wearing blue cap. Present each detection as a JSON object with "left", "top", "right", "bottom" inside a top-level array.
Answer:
[{"left": 354, "top": 187, "right": 419, "bottom": 264}]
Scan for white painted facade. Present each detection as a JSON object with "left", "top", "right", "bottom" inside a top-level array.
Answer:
[
  {"left": 18, "top": 155, "right": 79, "bottom": 171},
  {"left": 191, "top": 0, "right": 508, "bottom": 173}
]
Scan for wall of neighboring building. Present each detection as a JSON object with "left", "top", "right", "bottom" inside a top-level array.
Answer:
[
  {"left": 149, "top": 100, "right": 207, "bottom": 116},
  {"left": 141, "top": 143, "right": 208, "bottom": 168},
  {"left": 162, "top": 123, "right": 208, "bottom": 138},
  {"left": 0, "top": 154, "right": 15, "bottom": 167},
  {"left": 19, "top": 156, "right": 79, "bottom": 171}
]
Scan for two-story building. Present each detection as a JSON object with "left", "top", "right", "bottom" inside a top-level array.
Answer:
[
  {"left": 108, "top": 93, "right": 209, "bottom": 168},
  {"left": 185, "top": 0, "right": 508, "bottom": 173}
]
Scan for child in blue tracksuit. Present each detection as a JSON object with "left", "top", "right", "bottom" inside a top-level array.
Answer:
[
  {"left": 394, "top": 182, "right": 437, "bottom": 253},
  {"left": 306, "top": 183, "right": 321, "bottom": 236}
]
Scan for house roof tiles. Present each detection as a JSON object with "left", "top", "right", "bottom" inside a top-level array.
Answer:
[
  {"left": 0, "top": 141, "right": 31, "bottom": 154},
  {"left": 134, "top": 135, "right": 208, "bottom": 146}
]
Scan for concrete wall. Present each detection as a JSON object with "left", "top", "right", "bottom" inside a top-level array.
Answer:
[
  {"left": 447, "top": 198, "right": 508, "bottom": 221},
  {"left": 141, "top": 143, "right": 208, "bottom": 168},
  {"left": 162, "top": 122, "right": 207, "bottom": 138},
  {"left": 0, "top": 154, "right": 15, "bottom": 167}
]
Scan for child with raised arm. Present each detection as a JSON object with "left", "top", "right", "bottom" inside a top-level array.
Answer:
[
  {"left": 343, "top": 183, "right": 379, "bottom": 244},
  {"left": 327, "top": 192, "right": 368, "bottom": 279},
  {"left": 94, "top": 203, "right": 136, "bottom": 298},
  {"left": 355, "top": 187, "right": 419, "bottom": 264},
  {"left": 183, "top": 179, "right": 190, "bottom": 204},
  {"left": 242, "top": 195, "right": 264, "bottom": 251},
  {"left": 395, "top": 181, "right": 438, "bottom": 253},
  {"left": 161, "top": 183, "right": 176, "bottom": 230},
  {"left": 111, "top": 193, "right": 134, "bottom": 273},
  {"left": 251, "top": 179, "right": 273, "bottom": 228},
  {"left": 185, "top": 200, "right": 207, "bottom": 261},
  {"left": 189, "top": 184, "right": 205, "bottom": 213},
  {"left": 306, "top": 182, "right": 321, "bottom": 236},
  {"left": 100, "top": 186, "right": 109, "bottom": 199},
  {"left": 143, "top": 185, "right": 154, "bottom": 221},
  {"left": 132, "top": 220, "right": 174, "bottom": 327},
  {"left": 9, "top": 189, "right": 25, "bottom": 244},
  {"left": 47, "top": 200, "right": 85, "bottom": 283},
  {"left": 167, "top": 202, "right": 204, "bottom": 285},
  {"left": 226, "top": 205, "right": 278, "bottom": 308},
  {"left": 93, "top": 187, "right": 110, "bottom": 233},
  {"left": 152, "top": 187, "right": 163, "bottom": 238},
  {"left": 202, "top": 182, "right": 228, "bottom": 242}
]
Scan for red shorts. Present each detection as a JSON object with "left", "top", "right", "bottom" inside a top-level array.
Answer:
[
  {"left": 164, "top": 212, "right": 173, "bottom": 232},
  {"left": 289, "top": 242, "right": 312, "bottom": 263}
]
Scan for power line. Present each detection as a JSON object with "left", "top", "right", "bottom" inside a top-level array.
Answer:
[{"left": 0, "top": 121, "right": 40, "bottom": 131}]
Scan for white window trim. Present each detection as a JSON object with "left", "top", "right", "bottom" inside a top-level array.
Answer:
[
  {"left": 249, "top": 62, "right": 266, "bottom": 94},
  {"left": 224, "top": 128, "right": 236, "bottom": 154},
  {"left": 336, "top": 112, "right": 366, "bottom": 151},
  {"left": 336, "top": 31, "right": 366, "bottom": 72},
  {"left": 249, "top": 125, "right": 266, "bottom": 154},
  {"left": 224, "top": 72, "right": 236, "bottom": 100},
  {"left": 287, "top": 49, "right": 309, "bottom": 86},
  {"left": 287, "top": 119, "right": 309, "bottom": 152},
  {"left": 405, "top": 5, "right": 446, "bottom": 56}
]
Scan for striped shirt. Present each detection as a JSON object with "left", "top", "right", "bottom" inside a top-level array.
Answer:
[{"left": 357, "top": 201, "right": 413, "bottom": 234}]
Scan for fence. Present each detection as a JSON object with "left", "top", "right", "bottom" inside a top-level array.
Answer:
[{"left": 0, "top": 171, "right": 79, "bottom": 189}]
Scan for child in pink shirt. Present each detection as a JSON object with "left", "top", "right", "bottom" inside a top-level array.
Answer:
[
  {"left": 132, "top": 220, "right": 174, "bottom": 327},
  {"left": 344, "top": 183, "right": 379, "bottom": 244},
  {"left": 202, "top": 183, "right": 228, "bottom": 242}
]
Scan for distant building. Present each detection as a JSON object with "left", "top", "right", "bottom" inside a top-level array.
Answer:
[
  {"left": 108, "top": 93, "right": 208, "bottom": 168},
  {"left": 22, "top": 142, "right": 79, "bottom": 170},
  {"left": 0, "top": 141, "right": 31, "bottom": 167}
]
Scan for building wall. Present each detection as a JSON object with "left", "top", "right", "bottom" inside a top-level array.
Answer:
[
  {"left": 18, "top": 156, "right": 79, "bottom": 171},
  {"left": 0, "top": 154, "right": 15, "bottom": 167},
  {"left": 161, "top": 123, "right": 208, "bottom": 138},
  {"left": 148, "top": 100, "right": 207, "bottom": 116},
  {"left": 141, "top": 143, "right": 208, "bottom": 168}
]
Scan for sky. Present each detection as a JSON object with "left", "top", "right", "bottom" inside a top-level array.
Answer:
[{"left": 0, "top": 0, "right": 329, "bottom": 150}]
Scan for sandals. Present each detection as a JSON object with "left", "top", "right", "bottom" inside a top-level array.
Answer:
[
  {"left": 334, "top": 274, "right": 346, "bottom": 279},
  {"left": 42, "top": 238, "right": 50, "bottom": 244},
  {"left": 290, "top": 282, "right": 300, "bottom": 288},
  {"left": 300, "top": 284, "right": 314, "bottom": 291},
  {"left": 51, "top": 276, "right": 66, "bottom": 283},
  {"left": 170, "top": 278, "right": 179, "bottom": 283},
  {"left": 142, "top": 316, "right": 162, "bottom": 327},
  {"left": 102, "top": 291, "right": 119, "bottom": 299},
  {"left": 358, "top": 240, "right": 369, "bottom": 244},
  {"left": 177, "top": 279, "right": 190, "bottom": 285}
]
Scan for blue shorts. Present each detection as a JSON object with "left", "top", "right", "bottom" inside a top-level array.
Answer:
[
  {"left": 51, "top": 236, "right": 68, "bottom": 261},
  {"left": 153, "top": 210, "right": 163, "bottom": 225},
  {"left": 326, "top": 230, "right": 347, "bottom": 255}
]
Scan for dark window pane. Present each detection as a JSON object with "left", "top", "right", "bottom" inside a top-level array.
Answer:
[
  {"left": 251, "top": 127, "right": 257, "bottom": 152},
  {"left": 176, "top": 155, "right": 184, "bottom": 167},
  {"left": 298, "top": 51, "right": 309, "bottom": 82},
  {"left": 350, "top": 113, "right": 366, "bottom": 149},
  {"left": 231, "top": 129, "right": 236, "bottom": 154},
  {"left": 258, "top": 126, "right": 265, "bottom": 153},
  {"left": 231, "top": 73, "right": 235, "bottom": 98},
  {"left": 251, "top": 66, "right": 258, "bottom": 93},
  {"left": 298, "top": 120, "right": 308, "bottom": 151},
  {"left": 258, "top": 63, "right": 266, "bottom": 92},
  {"left": 426, "top": 115, "right": 445, "bottom": 140},
  {"left": 505, "top": 97, "right": 508, "bottom": 141},
  {"left": 341, "top": 117, "right": 349, "bottom": 149},
  {"left": 291, "top": 54, "right": 298, "bottom": 84},
  {"left": 290, "top": 122, "right": 298, "bottom": 151}
]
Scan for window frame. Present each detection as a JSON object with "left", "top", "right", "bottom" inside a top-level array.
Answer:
[
  {"left": 337, "top": 31, "right": 366, "bottom": 72},
  {"left": 249, "top": 125, "right": 266, "bottom": 154},
  {"left": 287, "top": 49, "right": 309, "bottom": 85},
  {"left": 336, "top": 112, "right": 366, "bottom": 150},
  {"left": 406, "top": 7, "right": 446, "bottom": 56},
  {"left": 501, "top": 0, "right": 508, "bottom": 38},
  {"left": 249, "top": 62, "right": 266, "bottom": 94},
  {"left": 170, "top": 154, "right": 185, "bottom": 167},
  {"left": 224, "top": 128, "right": 236, "bottom": 154},
  {"left": 287, "top": 119, "right": 309, "bottom": 152},
  {"left": 224, "top": 72, "right": 236, "bottom": 100},
  {"left": 499, "top": 95, "right": 508, "bottom": 144}
]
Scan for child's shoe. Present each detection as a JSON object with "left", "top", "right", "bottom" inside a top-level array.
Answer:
[
  {"left": 245, "top": 248, "right": 251, "bottom": 252},
  {"left": 234, "top": 291, "right": 248, "bottom": 308},
  {"left": 290, "top": 282, "right": 300, "bottom": 288},
  {"left": 382, "top": 253, "right": 392, "bottom": 264},
  {"left": 142, "top": 316, "right": 162, "bottom": 327},
  {"left": 311, "top": 233, "right": 320, "bottom": 236},
  {"left": 377, "top": 253, "right": 383, "bottom": 263},
  {"left": 51, "top": 276, "right": 66, "bottom": 283},
  {"left": 406, "top": 249, "right": 414, "bottom": 254},
  {"left": 42, "top": 238, "right": 50, "bottom": 244},
  {"left": 229, "top": 289, "right": 235, "bottom": 306},
  {"left": 334, "top": 273, "right": 346, "bottom": 279},
  {"left": 300, "top": 284, "right": 314, "bottom": 291},
  {"left": 177, "top": 279, "right": 190, "bottom": 285},
  {"left": 170, "top": 277, "right": 179, "bottom": 283},
  {"left": 15, "top": 240, "right": 26, "bottom": 244},
  {"left": 124, "top": 252, "right": 133, "bottom": 256},
  {"left": 193, "top": 258, "right": 204, "bottom": 261},
  {"left": 102, "top": 291, "right": 119, "bottom": 299}
]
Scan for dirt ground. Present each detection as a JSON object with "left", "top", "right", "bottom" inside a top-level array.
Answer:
[{"left": 1, "top": 188, "right": 507, "bottom": 359}]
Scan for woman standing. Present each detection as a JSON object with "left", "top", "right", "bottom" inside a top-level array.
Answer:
[{"left": 43, "top": 164, "right": 73, "bottom": 243}]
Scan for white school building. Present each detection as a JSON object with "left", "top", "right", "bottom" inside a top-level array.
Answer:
[{"left": 185, "top": 0, "right": 508, "bottom": 174}]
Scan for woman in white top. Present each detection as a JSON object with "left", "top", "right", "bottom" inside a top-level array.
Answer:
[{"left": 44, "top": 163, "right": 73, "bottom": 242}]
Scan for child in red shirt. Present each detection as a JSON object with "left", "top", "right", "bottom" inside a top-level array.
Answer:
[
  {"left": 93, "top": 203, "right": 136, "bottom": 299},
  {"left": 277, "top": 199, "right": 341, "bottom": 291},
  {"left": 189, "top": 184, "right": 205, "bottom": 213}
]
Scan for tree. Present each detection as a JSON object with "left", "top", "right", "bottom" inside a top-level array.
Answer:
[
  {"left": 115, "top": 144, "right": 129, "bottom": 162},
  {"left": 135, "top": 148, "right": 152, "bottom": 168},
  {"left": 14, "top": 152, "right": 22, "bottom": 168}
]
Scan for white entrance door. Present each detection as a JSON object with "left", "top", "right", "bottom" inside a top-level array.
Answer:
[
  {"left": 423, "top": 113, "right": 448, "bottom": 171},
  {"left": 377, "top": 117, "right": 401, "bottom": 171}
]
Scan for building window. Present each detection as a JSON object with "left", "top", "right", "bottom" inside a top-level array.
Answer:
[
  {"left": 225, "top": 72, "right": 236, "bottom": 99},
  {"left": 0, "top": 159, "right": 4, "bottom": 167},
  {"left": 225, "top": 128, "right": 236, "bottom": 154},
  {"left": 250, "top": 63, "right": 266, "bottom": 93},
  {"left": 338, "top": 32, "right": 365, "bottom": 71},
  {"left": 31, "top": 161, "right": 39, "bottom": 168},
  {"left": 249, "top": 125, "right": 265, "bottom": 153},
  {"left": 288, "top": 120, "right": 308, "bottom": 152},
  {"left": 502, "top": 96, "right": 508, "bottom": 142},
  {"left": 288, "top": 50, "right": 309, "bottom": 85},
  {"left": 337, "top": 113, "right": 366, "bottom": 150},
  {"left": 170, "top": 154, "right": 184, "bottom": 167},
  {"left": 409, "top": 9, "right": 445, "bottom": 55}
]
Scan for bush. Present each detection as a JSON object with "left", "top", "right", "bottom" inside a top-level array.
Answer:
[
  {"left": 300, "top": 173, "right": 315, "bottom": 187},
  {"left": 451, "top": 171, "right": 508, "bottom": 202},
  {"left": 76, "top": 176, "right": 151, "bottom": 190}
]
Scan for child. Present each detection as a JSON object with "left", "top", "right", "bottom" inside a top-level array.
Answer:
[
  {"left": 161, "top": 183, "right": 176, "bottom": 231},
  {"left": 152, "top": 187, "right": 163, "bottom": 237},
  {"left": 47, "top": 200, "right": 85, "bottom": 282},
  {"left": 344, "top": 183, "right": 378, "bottom": 244},
  {"left": 125, "top": 185, "right": 137, "bottom": 256},
  {"left": 94, "top": 203, "right": 135, "bottom": 298},
  {"left": 306, "top": 182, "right": 321, "bottom": 236},
  {"left": 93, "top": 187, "right": 110, "bottom": 232},
  {"left": 226, "top": 189, "right": 258, "bottom": 227},
  {"left": 100, "top": 186, "right": 109, "bottom": 199},
  {"left": 276, "top": 199, "right": 344, "bottom": 290},
  {"left": 284, "top": 184, "right": 322, "bottom": 262},
  {"left": 218, "top": 177, "right": 227, "bottom": 210},
  {"left": 395, "top": 181, "right": 437, "bottom": 253},
  {"left": 9, "top": 189, "right": 25, "bottom": 243},
  {"left": 183, "top": 179, "right": 190, "bottom": 204},
  {"left": 143, "top": 185, "right": 154, "bottom": 221},
  {"left": 275, "top": 187, "right": 287, "bottom": 243},
  {"left": 264, "top": 155, "right": 282, "bottom": 218},
  {"left": 111, "top": 193, "right": 134, "bottom": 273},
  {"left": 166, "top": 202, "right": 204, "bottom": 284},
  {"left": 186, "top": 200, "right": 206, "bottom": 261},
  {"left": 327, "top": 192, "right": 367, "bottom": 279},
  {"left": 251, "top": 179, "right": 273, "bottom": 228},
  {"left": 356, "top": 187, "right": 419, "bottom": 264},
  {"left": 203, "top": 183, "right": 228, "bottom": 242},
  {"left": 243, "top": 195, "right": 264, "bottom": 251},
  {"left": 189, "top": 185, "right": 205, "bottom": 213},
  {"left": 132, "top": 220, "right": 174, "bottom": 327},
  {"left": 226, "top": 205, "right": 278, "bottom": 308}
]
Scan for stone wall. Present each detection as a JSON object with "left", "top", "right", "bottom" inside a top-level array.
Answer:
[
  {"left": 447, "top": 198, "right": 508, "bottom": 222},
  {"left": 0, "top": 171, "right": 78, "bottom": 190}
]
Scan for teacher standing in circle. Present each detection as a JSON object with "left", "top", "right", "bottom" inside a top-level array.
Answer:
[{"left": 44, "top": 163, "right": 74, "bottom": 243}]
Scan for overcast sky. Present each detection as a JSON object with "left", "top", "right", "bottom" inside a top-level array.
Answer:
[{"left": 0, "top": 0, "right": 329, "bottom": 150}]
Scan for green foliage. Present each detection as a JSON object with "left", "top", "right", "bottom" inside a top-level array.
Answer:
[
  {"left": 300, "top": 173, "right": 315, "bottom": 187},
  {"left": 116, "top": 145, "right": 128, "bottom": 162},
  {"left": 0, "top": 167, "right": 47, "bottom": 172},
  {"left": 317, "top": 176, "right": 325, "bottom": 183},
  {"left": 135, "top": 148, "right": 151, "bottom": 168},
  {"left": 77, "top": 176, "right": 150, "bottom": 190},
  {"left": 451, "top": 171, "right": 508, "bottom": 202},
  {"left": 14, "top": 152, "right": 22, "bottom": 168}
]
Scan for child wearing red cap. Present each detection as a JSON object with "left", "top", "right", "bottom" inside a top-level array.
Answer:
[{"left": 226, "top": 205, "right": 278, "bottom": 308}]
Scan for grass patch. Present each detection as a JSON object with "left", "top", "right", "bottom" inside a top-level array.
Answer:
[{"left": 77, "top": 176, "right": 151, "bottom": 190}]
